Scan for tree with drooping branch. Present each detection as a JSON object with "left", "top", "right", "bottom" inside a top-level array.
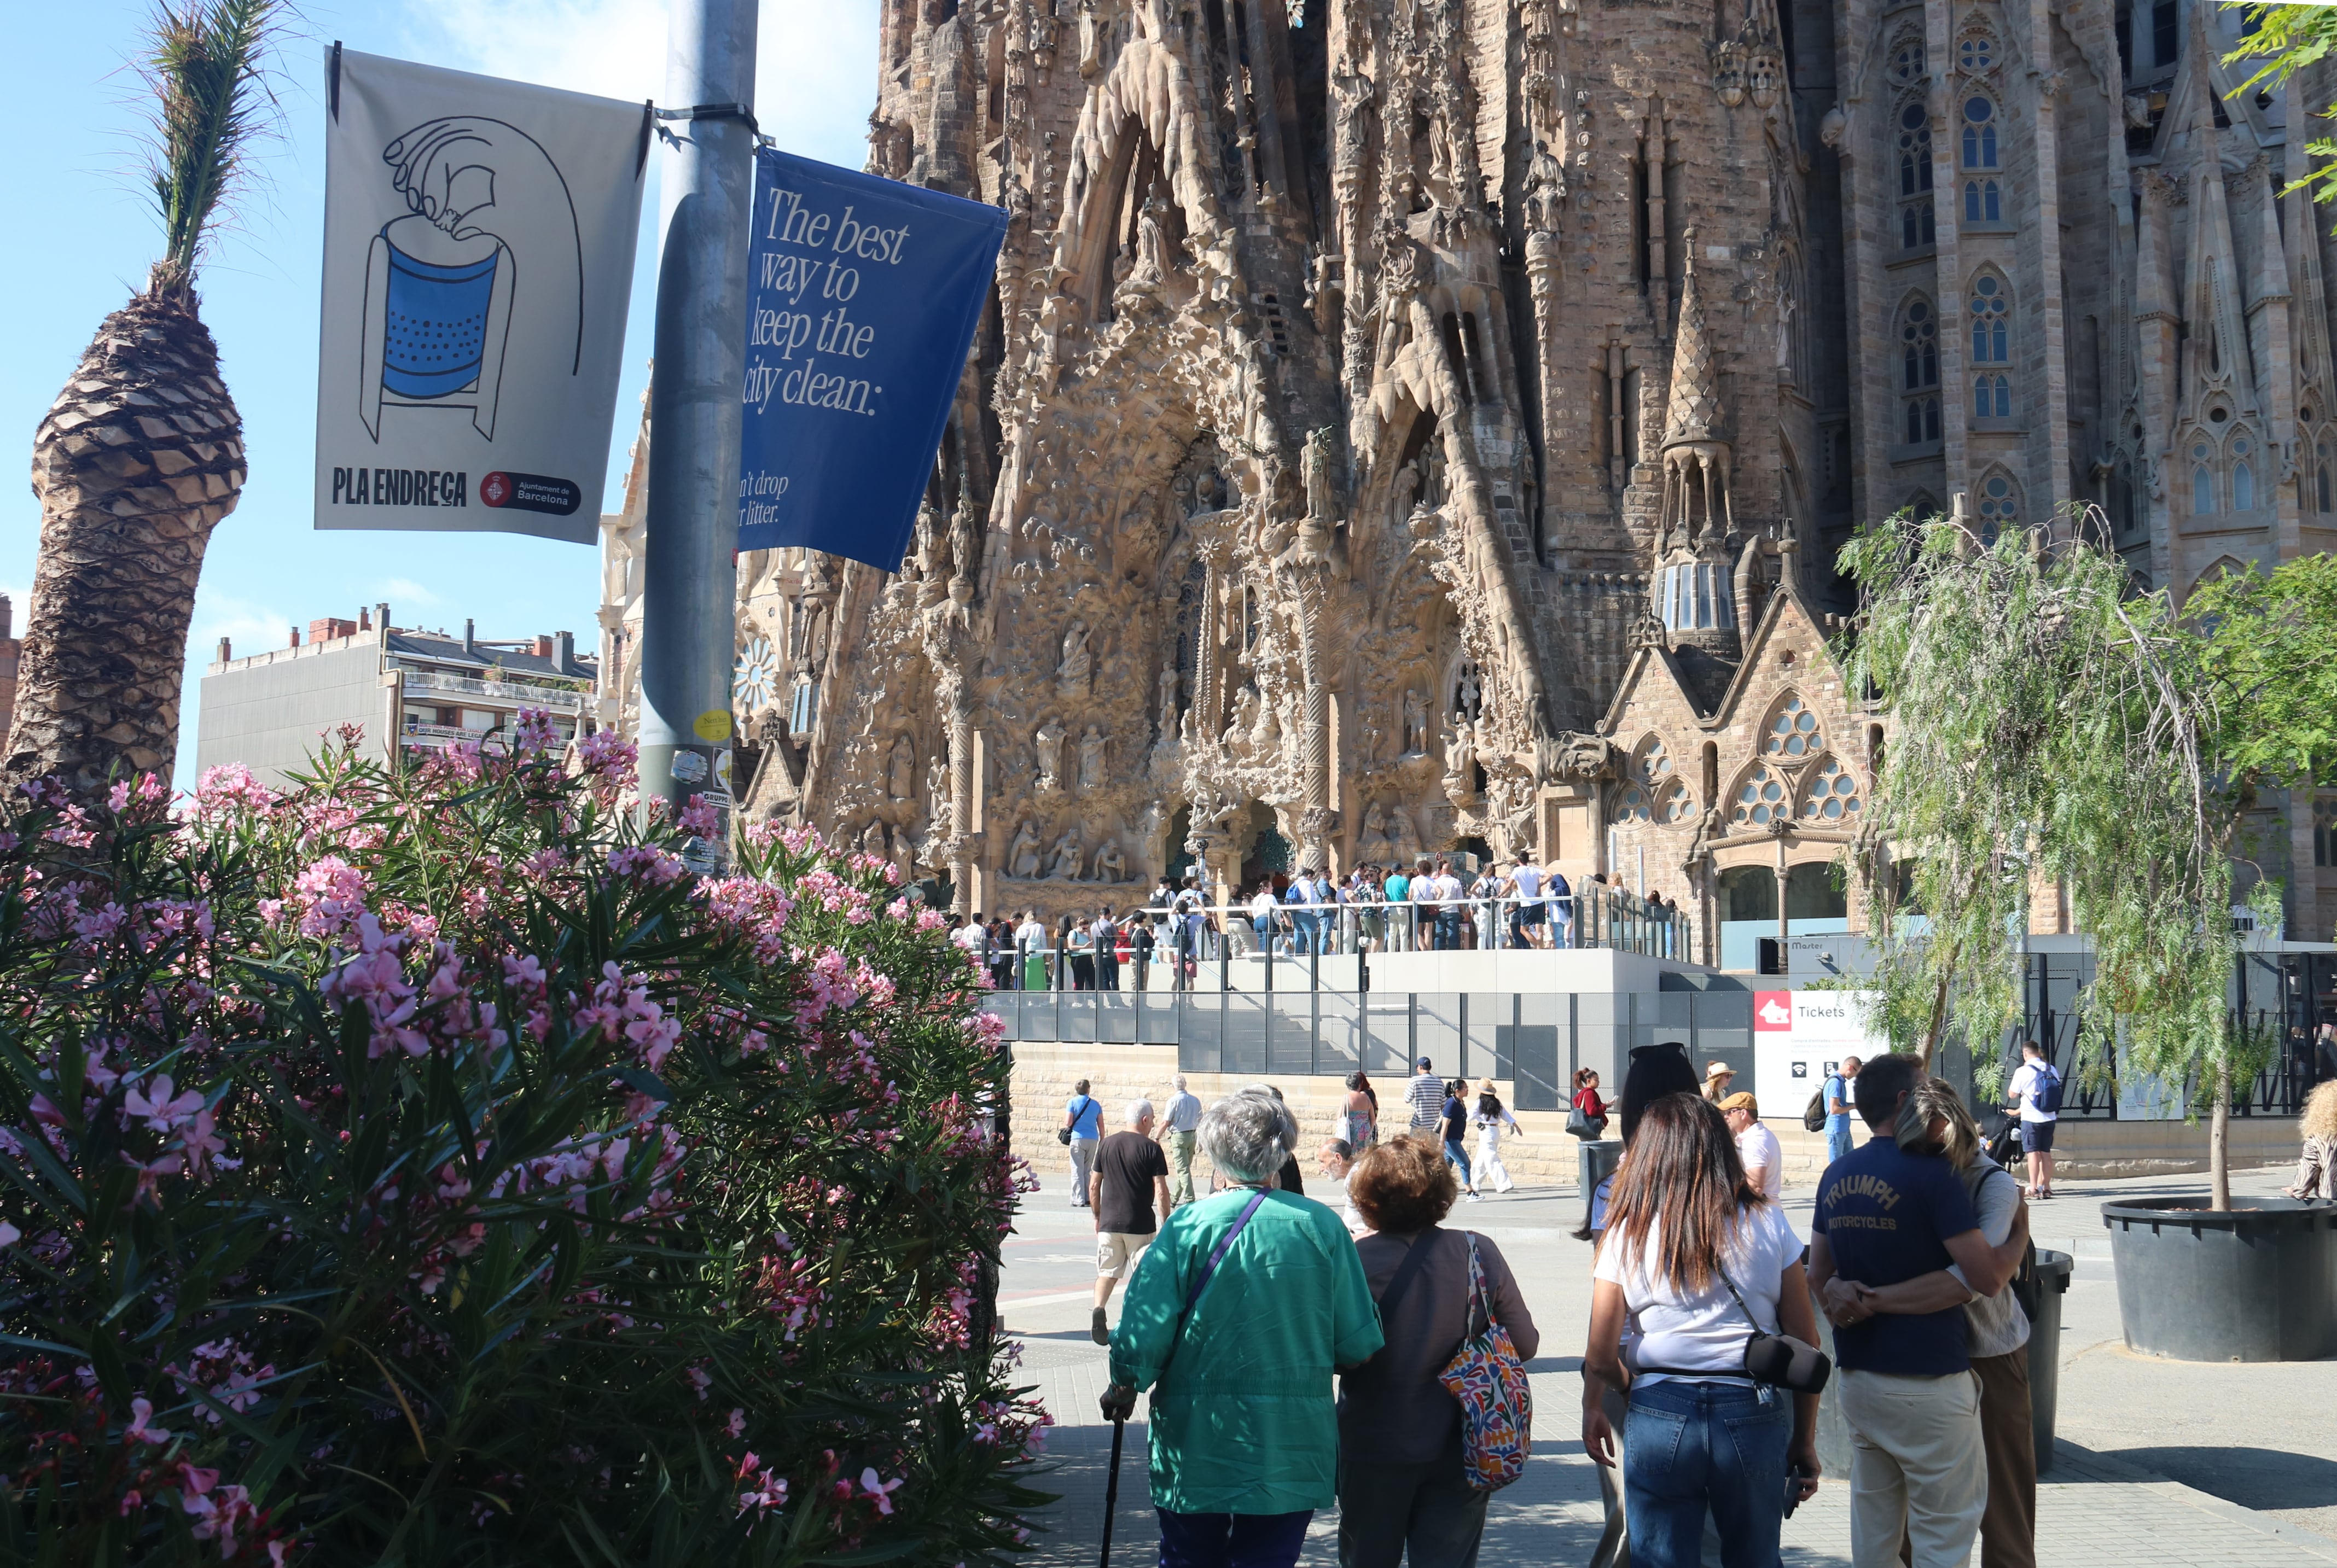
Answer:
[{"left": 1838, "top": 506, "right": 2335, "bottom": 1210}]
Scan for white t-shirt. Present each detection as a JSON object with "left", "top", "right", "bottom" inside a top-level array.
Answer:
[
  {"left": 952, "top": 922, "right": 988, "bottom": 960},
  {"left": 2008, "top": 1060, "right": 2059, "bottom": 1123},
  {"left": 1952, "top": 1160, "right": 2032, "bottom": 1359},
  {"left": 1591, "top": 1200, "right": 1803, "bottom": 1386},
  {"left": 1736, "top": 1120, "right": 1784, "bottom": 1199},
  {"left": 1512, "top": 864, "right": 1544, "bottom": 900}
]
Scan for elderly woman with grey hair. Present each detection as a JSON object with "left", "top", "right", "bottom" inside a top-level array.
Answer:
[{"left": 1101, "top": 1088, "right": 1384, "bottom": 1568}]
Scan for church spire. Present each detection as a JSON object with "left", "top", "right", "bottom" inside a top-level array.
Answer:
[{"left": 1664, "top": 232, "right": 1727, "bottom": 449}]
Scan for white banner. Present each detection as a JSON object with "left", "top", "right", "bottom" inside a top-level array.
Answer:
[
  {"left": 313, "top": 48, "right": 647, "bottom": 545},
  {"left": 1751, "top": 988, "right": 1892, "bottom": 1123}
]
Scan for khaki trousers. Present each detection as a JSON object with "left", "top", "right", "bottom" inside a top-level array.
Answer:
[
  {"left": 1167, "top": 1130, "right": 1197, "bottom": 1206},
  {"left": 1839, "top": 1368, "right": 1986, "bottom": 1568},
  {"left": 1970, "top": 1351, "right": 2036, "bottom": 1568}
]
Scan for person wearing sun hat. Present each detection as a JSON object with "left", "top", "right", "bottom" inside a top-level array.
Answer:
[
  {"left": 1700, "top": 1060, "right": 1737, "bottom": 1104},
  {"left": 1720, "top": 1090, "right": 1782, "bottom": 1198}
]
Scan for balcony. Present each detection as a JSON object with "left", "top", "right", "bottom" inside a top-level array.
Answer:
[{"left": 399, "top": 667, "right": 590, "bottom": 709}]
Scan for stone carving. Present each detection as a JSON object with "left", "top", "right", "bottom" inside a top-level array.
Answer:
[
  {"left": 1008, "top": 820, "right": 1042, "bottom": 879},
  {"left": 593, "top": 0, "right": 2269, "bottom": 946},
  {"left": 1047, "top": 829, "right": 1085, "bottom": 881},
  {"left": 1092, "top": 840, "right": 1128, "bottom": 884},
  {"left": 1401, "top": 689, "right": 1430, "bottom": 756},
  {"left": 887, "top": 736, "right": 915, "bottom": 800},
  {"left": 1077, "top": 725, "right": 1107, "bottom": 794},
  {"left": 1035, "top": 719, "right": 1066, "bottom": 794},
  {"left": 1057, "top": 620, "right": 1092, "bottom": 692}
]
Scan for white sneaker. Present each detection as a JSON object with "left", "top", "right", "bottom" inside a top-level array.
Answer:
[{"left": 1465, "top": 1192, "right": 1483, "bottom": 1203}]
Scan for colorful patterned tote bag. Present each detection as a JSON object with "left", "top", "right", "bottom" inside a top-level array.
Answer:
[{"left": 1435, "top": 1233, "right": 1533, "bottom": 1492}]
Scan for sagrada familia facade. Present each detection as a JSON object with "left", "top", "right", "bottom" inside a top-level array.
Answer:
[{"left": 599, "top": 0, "right": 2337, "bottom": 952}]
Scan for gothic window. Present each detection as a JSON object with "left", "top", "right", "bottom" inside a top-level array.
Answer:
[
  {"left": 1976, "top": 471, "right": 2020, "bottom": 543},
  {"left": 2193, "top": 441, "right": 2215, "bottom": 512},
  {"left": 1661, "top": 561, "right": 1736, "bottom": 630},
  {"left": 1899, "top": 103, "right": 1933, "bottom": 195},
  {"left": 1963, "top": 178, "right": 2002, "bottom": 223},
  {"left": 1613, "top": 782, "right": 1653, "bottom": 823},
  {"left": 1974, "top": 374, "right": 2010, "bottom": 419},
  {"left": 1888, "top": 37, "right": 1925, "bottom": 86},
  {"left": 1969, "top": 273, "right": 2009, "bottom": 363},
  {"left": 1799, "top": 755, "right": 1865, "bottom": 822},
  {"left": 1961, "top": 95, "right": 1999, "bottom": 169},
  {"left": 1901, "top": 298, "right": 1940, "bottom": 443},
  {"left": 2114, "top": 461, "right": 2138, "bottom": 532},
  {"left": 2234, "top": 457, "right": 2255, "bottom": 510},
  {"left": 1731, "top": 763, "right": 1789, "bottom": 826},
  {"left": 2318, "top": 443, "right": 2331, "bottom": 513},
  {"left": 1620, "top": 737, "right": 1696, "bottom": 824},
  {"left": 1762, "top": 693, "right": 1824, "bottom": 759},
  {"left": 1903, "top": 196, "right": 1937, "bottom": 249},
  {"left": 1958, "top": 32, "right": 1994, "bottom": 73}
]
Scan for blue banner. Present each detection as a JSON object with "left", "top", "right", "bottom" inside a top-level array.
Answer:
[{"left": 736, "top": 150, "right": 1005, "bottom": 570}]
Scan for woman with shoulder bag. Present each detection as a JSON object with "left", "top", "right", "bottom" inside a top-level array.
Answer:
[
  {"left": 1336, "top": 1136, "right": 1539, "bottom": 1568},
  {"left": 1583, "top": 1093, "right": 1824, "bottom": 1568}
]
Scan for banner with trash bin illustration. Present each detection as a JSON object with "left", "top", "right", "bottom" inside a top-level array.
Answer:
[
  {"left": 312, "top": 48, "right": 647, "bottom": 545},
  {"left": 734, "top": 149, "right": 1005, "bottom": 571}
]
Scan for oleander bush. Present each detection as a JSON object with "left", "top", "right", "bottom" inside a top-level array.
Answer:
[{"left": 0, "top": 721, "right": 1046, "bottom": 1565}]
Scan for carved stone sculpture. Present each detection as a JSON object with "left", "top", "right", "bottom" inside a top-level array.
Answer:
[
  {"left": 1077, "top": 725, "right": 1107, "bottom": 794},
  {"left": 1008, "top": 820, "right": 1042, "bottom": 879},
  {"left": 1092, "top": 840, "right": 1128, "bottom": 884},
  {"left": 1047, "top": 829, "right": 1085, "bottom": 881},
  {"left": 1057, "top": 620, "right": 1092, "bottom": 692},
  {"left": 1035, "top": 719, "right": 1066, "bottom": 794},
  {"left": 887, "top": 736, "right": 915, "bottom": 800}
]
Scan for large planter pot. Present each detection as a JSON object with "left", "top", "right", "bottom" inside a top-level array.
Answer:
[{"left": 2101, "top": 1197, "right": 2337, "bottom": 1361}]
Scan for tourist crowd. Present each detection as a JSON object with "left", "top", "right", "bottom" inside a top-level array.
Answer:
[
  {"left": 1063, "top": 1043, "right": 2052, "bottom": 1568},
  {"left": 946, "top": 855, "right": 1696, "bottom": 991}
]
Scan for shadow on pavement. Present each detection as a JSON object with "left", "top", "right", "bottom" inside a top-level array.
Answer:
[{"left": 2109, "top": 1446, "right": 2337, "bottom": 1513}]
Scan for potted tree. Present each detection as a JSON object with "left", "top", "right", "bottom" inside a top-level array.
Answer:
[{"left": 1839, "top": 503, "right": 2337, "bottom": 1362}]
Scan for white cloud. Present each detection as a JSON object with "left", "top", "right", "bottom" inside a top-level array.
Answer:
[
  {"left": 189, "top": 589, "right": 298, "bottom": 663},
  {"left": 370, "top": 576, "right": 443, "bottom": 611},
  {"left": 397, "top": 0, "right": 877, "bottom": 168}
]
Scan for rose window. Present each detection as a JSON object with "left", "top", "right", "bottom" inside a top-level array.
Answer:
[
  {"left": 1762, "top": 695, "right": 1823, "bottom": 759},
  {"left": 1733, "top": 766, "right": 1788, "bottom": 826},
  {"left": 1800, "top": 757, "right": 1864, "bottom": 821}
]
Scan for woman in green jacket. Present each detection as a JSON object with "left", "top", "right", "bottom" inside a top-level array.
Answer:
[{"left": 1101, "top": 1086, "right": 1384, "bottom": 1568}]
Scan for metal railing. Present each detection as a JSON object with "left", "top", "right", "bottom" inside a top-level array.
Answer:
[
  {"left": 970, "top": 889, "right": 1695, "bottom": 996},
  {"left": 980, "top": 986, "right": 1754, "bottom": 1111},
  {"left": 399, "top": 667, "right": 591, "bottom": 708}
]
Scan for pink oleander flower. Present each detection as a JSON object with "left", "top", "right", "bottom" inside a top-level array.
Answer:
[
  {"left": 124, "top": 1075, "right": 204, "bottom": 1135},
  {"left": 608, "top": 845, "right": 687, "bottom": 886},
  {"left": 125, "top": 1396, "right": 170, "bottom": 1445},
  {"left": 859, "top": 1468, "right": 904, "bottom": 1515},
  {"left": 678, "top": 794, "right": 723, "bottom": 837}
]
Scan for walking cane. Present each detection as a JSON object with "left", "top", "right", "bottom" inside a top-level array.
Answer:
[{"left": 1099, "top": 1414, "right": 1126, "bottom": 1568}]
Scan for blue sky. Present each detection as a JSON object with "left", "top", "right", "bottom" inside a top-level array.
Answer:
[{"left": 7, "top": 0, "right": 879, "bottom": 788}]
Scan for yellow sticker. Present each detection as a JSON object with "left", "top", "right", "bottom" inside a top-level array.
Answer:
[{"left": 693, "top": 709, "right": 734, "bottom": 743}]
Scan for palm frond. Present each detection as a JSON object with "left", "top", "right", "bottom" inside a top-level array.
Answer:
[{"left": 141, "top": 0, "right": 284, "bottom": 296}]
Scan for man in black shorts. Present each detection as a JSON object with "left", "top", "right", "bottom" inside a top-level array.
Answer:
[{"left": 1090, "top": 1098, "right": 1172, "bottom": 1343}]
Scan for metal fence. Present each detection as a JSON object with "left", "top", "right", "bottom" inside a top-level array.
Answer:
[
  {"left": 984, "top": 888, "right": 1695, "bottom": 994},
  {"left": 980, "top": 988, "right": 1754, "bottom": 1112},
  {"left": 1976, "top": 946, "right": 2336, "bottom": 1119}
]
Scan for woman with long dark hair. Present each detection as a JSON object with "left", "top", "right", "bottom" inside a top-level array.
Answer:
[{"left": 1582, "top": 1094, "right": 1822, "bottom": 1567}]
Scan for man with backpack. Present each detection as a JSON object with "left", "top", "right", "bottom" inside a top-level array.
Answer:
[
  {"left": 2006, "top": 1040, "right": 2061, "bottom": 1199},
  {"left": 1808, "top": 1056, "right": 1862, "bottom": 1165}
]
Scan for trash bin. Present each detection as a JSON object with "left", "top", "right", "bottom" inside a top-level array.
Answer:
[
  {"left": 2028, "top": 1248, "right": 2072, "bottom": 1474},
  {"left": 1577, "top": 1139, "right": 1622, "bottom": 1229}
]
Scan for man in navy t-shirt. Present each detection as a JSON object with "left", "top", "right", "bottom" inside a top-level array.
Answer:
[{"left": 1807, "top": 1054, "right": 2012, "bottom": 1568}]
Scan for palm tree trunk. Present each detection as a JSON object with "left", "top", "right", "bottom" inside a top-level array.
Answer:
[{"left": 8, "top": 289, "right": 244, "bottom": 797}]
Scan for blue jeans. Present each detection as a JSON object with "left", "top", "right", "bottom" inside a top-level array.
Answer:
[
  {"left": 1827, "top": 1122, "right": 1853, "bottom": 1165},
  {"left": 1443, "top": 1136, "right": 1474, "bottom": 1189},
  {"left": 1156, "top": 1507, "right": 1313, "bottom": 1568},
  {"left": 1292, "top": 910, "right": 1321, "bottom": 954},
  {"left": 1434, "top": 908, "right": 1461, "bottom": 949},
  {"left": 1623, "top": 1379, "right": 1791, "bottom": 1568}
]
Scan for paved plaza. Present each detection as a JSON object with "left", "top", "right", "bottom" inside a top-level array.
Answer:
[{"left": 999, "top": 1156, "right": 2337, "bottom": 1567}]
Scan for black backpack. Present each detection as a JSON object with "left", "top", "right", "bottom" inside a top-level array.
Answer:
[{"left": 1802, "top": 1077, "right": 1834, "bottom": 1133}]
